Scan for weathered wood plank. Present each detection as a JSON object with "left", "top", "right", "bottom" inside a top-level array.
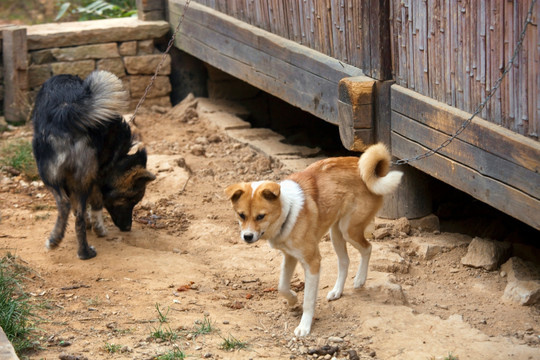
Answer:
[
  {"left": 2, "top": 26, "right": 29, "bottom": 124},
  {"left": 169, "top": 0, "right": 364, "bottom": 124},
  {"left": 391, "top": 132, "right": 540, "bottom": 230},
  {"left": 172, "top": 1, "right": 362, "bottom": 82},
  {"left": 392, "top": 111, "right": 540, "bottom": 199},
  {"left": 392, "top": 85, "right": 540, "bottom": 173}
]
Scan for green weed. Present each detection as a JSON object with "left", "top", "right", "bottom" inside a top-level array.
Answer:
[
  {"left": 0, "top": 253, "right": 38, "bottom": 354},
  {"left": 103, "top": 342, "right": 122, "bottom": 353},
  {"left": 190, "top": 315, "right": 214, "bottom": 337},
  {"left": 151, "top": 326, "right": 179, "bottom": 342},
  {"left": 0, "top": 139, "right": 39, "bottom": 180},
  {"left": 220, "top": 334, "right": 247, "bottom": 351},
  {"left": 156, "top": 347, "right": 186, "bottom": 360}
]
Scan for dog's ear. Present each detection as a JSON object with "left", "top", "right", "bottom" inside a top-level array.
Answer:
[
  {"left": 134, "top": 169, "right": 156, "bottom": 188},
  {"left": 261, "top": 182, "right": 280, "bottom": 201},
  {"left": 225, "top": 183, "right": 245, "bottom": 203}
]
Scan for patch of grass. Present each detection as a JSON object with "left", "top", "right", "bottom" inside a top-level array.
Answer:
[
  {"left": 85, "top": 296, "right": 101, "bottom": 306},
  {"left": 220, "top": 334, "right": 247, "bottom": 351},
  {"left": 103, "top": 342, "right": 122, "bottom": 353},
  {"left": 150, "top": 304, "right": 179, "bottom": 342},
  {"left": 0, "top": 253, "right": 38, "bottom": 354},
  {"left": 151, "top": 326, "right": 179, "bottom": 342},
  {"left": 155, "top": 303, "right": 169, "bottom": 324},
  {"left": 0, "top": 139, "right": 39, "bottom": 180},
  {"left": 156, "top": 347, "right": 186, "bottom": 360},
  {"left": 190, "top": 315, "right": 214, "bottom": 337}
]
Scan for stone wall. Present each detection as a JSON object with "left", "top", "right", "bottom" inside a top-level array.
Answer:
[{"left": 2, "top": 17, "right": 172, "bottom": 122}]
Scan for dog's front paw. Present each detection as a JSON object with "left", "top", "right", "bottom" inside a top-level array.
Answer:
[
  {"left": 280, "top": 289, "right": 298, "bottom": 306},
  {"left": 93, "top": 224, "right": 108, "bottom": 237},
  {"left": 78, "top": 245, "right": 97, "bottom": 260},
  {"left": 294, "top": 323, "right": 311, "bottom": 337},
  {"left": 326, "top": 288, "right": 343, "bottom": 301},
  {"left": 353, "top": 275, "right": 367, "bottom": 289},
  {"left": 45, "top": 238, "right": 60, "bottom": 250}
]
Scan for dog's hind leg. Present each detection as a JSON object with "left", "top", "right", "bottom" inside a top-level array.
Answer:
[
  {"left": 343, "top": 221, "right": 372, "bottom": 289},
  {"left": 47, "top": 188, "right": 71, "bottom": 250},
  {"left": 71, "top": 194, "right": 97, "bottom": 260},
  {"left": 327, "top": 224, "right": 350, "bottom": 301},
  {"left": 278, "top": 253, "right": 299, "bottom": 306}
]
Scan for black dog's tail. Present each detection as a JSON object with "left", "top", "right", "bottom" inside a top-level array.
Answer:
[{"left": 80, "top": 71, "right": 129, "bottom": 128}]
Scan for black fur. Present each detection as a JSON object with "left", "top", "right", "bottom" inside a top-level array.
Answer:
[{"left": 32, "top": 71, "right": 155, "bottom": 260}]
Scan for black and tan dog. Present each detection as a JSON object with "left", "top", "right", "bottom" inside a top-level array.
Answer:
[{"left": 32, "top": 71, "right": 155, "bottom": 260}]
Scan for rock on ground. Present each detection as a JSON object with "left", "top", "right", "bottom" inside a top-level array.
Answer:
[
  {"left": 461, "top": 237, "right": 511, "bottom": 271},
  {"left": 501, "top": 257, "right": 540, "bottom": 305}
]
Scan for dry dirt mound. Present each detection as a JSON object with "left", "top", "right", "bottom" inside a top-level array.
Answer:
[{"left": 1, "top": 99, "right": 539, "bottom": 359}]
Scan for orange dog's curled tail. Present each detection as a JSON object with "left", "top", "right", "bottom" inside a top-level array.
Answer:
[{"left": 358, "top": 143, "right": 403, "bottom": 196}]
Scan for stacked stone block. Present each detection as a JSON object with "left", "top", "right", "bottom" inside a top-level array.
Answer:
[
  {"left": 17, "top": 18, "right": 172, "bottom": 112},
  {"left": 28, "top": 38, "right": 172, "bottom": 110}
]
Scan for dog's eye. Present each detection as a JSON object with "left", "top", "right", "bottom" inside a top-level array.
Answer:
[
  {"left": 256, "top": 214, "right": 265, "bottom": 221},
  {"left": 238, "top": 213, "right": 246, "bottom": 220}
]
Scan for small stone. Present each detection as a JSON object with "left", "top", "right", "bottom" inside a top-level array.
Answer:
[
  {"left": 195, "top": 136, "right": 209, "bottom": 145},
  {"left": 373, "top": 227, "right": 392, "bottom": 240},
  {"left": 190, "top": 144, "right": 206, "bottom": 156},
  {"left": 394, "top": 217, "right": 411, "bottom": 235},
  {"left": 327, "top": 336, "right": 343, "bottom": 343}
]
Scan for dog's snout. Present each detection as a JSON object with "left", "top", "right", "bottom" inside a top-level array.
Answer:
[{"left": 243, "top": 233, "right": 254, "bottom": 242}]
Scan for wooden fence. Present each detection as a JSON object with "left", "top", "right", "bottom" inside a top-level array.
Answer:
[
  {"left": 390, "top": 0, "right": 538, "bottom": 139},
  {"left": 191, "top": 0, "right": 392, "bottom": 80}
]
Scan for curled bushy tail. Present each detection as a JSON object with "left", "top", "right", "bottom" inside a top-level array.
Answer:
[
  {"left": 359, "top": 143, "right": 403, "bottom": 195},
  {"left": 81, "top": 70, "right": 129, "bottom": 127}
]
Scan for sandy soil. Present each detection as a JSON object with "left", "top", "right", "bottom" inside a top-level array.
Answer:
[{"left": 1, "top": 101, "right": 539, "bottom": 360}]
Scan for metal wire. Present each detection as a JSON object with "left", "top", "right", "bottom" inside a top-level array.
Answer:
[
  {"left": 129, "top": 0, "right": 192, "bottom": 124},
  {"left": 393, "top": 0, "right": 537, "bottom": 166}
]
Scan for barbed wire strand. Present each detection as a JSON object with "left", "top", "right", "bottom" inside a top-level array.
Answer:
[
  {"left": 129, "top": 0, "right": 192, "bottom": 125},
  {"left": 393, "top": 0, "right": 537, "bottom": 166}
]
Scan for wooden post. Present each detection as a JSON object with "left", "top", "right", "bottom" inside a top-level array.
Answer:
[
  {"left": 375, "top": 80, "right": 433, "bottom": 219},
  {"left": 137, "top": 0, "right": 166, "bottom": 21},
  {"left": 2, "top": 26, "right": 29, "bottom": 124},
  {"left": 337, "top": 76, "right": 376, "bottom": 151}
]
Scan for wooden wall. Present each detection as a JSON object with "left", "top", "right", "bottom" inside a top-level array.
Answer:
[
  {"left": 190, "top": 0, "right": 392, "bottom": 80},
  {"left": 389, "top": 0, "right": 539, "bottom": 140}
]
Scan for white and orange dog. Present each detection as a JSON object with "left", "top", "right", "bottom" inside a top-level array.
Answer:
[{"left": 225, "top": 143, "right": 403, "bottom": 337}]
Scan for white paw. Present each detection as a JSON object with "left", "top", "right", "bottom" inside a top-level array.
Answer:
[
  {"left": 353, "top": 277, "right": 367, "bottom": 289},
  {"left": 294, "top": 324, "right": 311, "bottom": 337},
  {"left": 326, "top": 289, "right": 342, "bottom": 301},
  {"left": 281, "top": 290, "right": 298, "bottom": 306},
  {"left": 93, "top": 226, "right": 108, "bottom": 237}
]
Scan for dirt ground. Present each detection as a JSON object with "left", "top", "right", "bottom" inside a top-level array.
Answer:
[{"left": 1, "top": 100, "right": 540, "bottom": 360}]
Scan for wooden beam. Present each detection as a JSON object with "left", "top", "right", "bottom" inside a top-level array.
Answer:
[
  {"left": 392, "top": 85, "right": 540, "bottom": 173},
  {"left": 392, "top": 112, "right": 540, "bottom": 199},
  {"left": 168, "top": 0, "right": 364, "bottom": 125},
  {"left": 2, "top": 26, "right": 29, "bottom": 124},
  {"left": 337, "top": 76, "right": 375, "bottom": 151},
  {"left": 392, "top": 132, "right": 540, "bottom": 230},
  {"left": 390, "top": 85, "right": 540, "bottom": 230}
]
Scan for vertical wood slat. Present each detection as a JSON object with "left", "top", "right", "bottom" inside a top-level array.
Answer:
[{"left": 191, "top": 0, "right": 538, "bottom": 139}]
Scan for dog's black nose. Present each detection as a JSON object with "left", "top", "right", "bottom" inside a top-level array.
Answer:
[{"left": 243, "top": 233, "right": 254, "bottom": 242}]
